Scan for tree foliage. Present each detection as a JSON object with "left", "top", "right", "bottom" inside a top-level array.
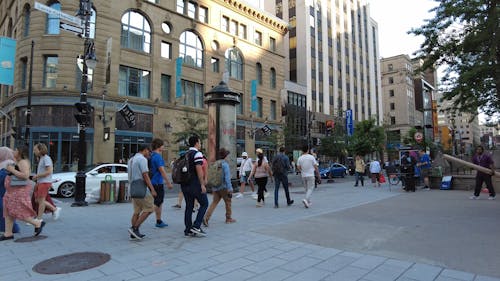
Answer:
[
  {"left": 410, "top": 0, "right": 499, "bottom": 118},
  {"left": 171, "top": 114, "right": 207, "bottom": 150},
  {"left": 319, "top": 125, "right": 347, "bottom": 160},
  {"left": 348, "top": 119, "right": 385, "bottom": 157}
]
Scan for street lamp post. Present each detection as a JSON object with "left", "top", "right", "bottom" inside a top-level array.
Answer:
[{"left": 72, "top": 0, "right": 96, "bottom": 207}]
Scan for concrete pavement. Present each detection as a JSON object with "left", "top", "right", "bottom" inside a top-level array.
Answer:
[{"left": 1, "top": 175, "right": 499, "bottom": 281}]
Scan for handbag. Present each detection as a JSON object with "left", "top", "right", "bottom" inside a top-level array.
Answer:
[
  {"left": 129, "top": 157, "right": 147, "bottom": 199},
  {"left": 9, "top": 175, "right": 29, "bottom": 187},
  {"left": 244, "top": 170, "right": 251, "bottom": 177},
  {"left": 379, "top": 174, "right": 386, "bottom": 184}
]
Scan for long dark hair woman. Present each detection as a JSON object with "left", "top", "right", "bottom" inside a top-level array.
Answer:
[{"left": 249, "top": 151, "right": 273, "bottom": 207}]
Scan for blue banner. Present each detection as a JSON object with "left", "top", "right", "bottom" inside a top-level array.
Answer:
[
  {"left": 0, "top": 37, "right": 16, "bottom": 86},
  {"left": 175, "top": 57, "right": 183, "bottom": 98},
  {"left": 346, "top": 109, "right": 354, "bottom": 136},
  {"left": 251, "top": 80, "right": 257, "bottom": 112}
]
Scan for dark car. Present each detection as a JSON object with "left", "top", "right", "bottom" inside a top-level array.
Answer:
[{"left": 319, "top": 163, "right": 348, "bottom": 178}]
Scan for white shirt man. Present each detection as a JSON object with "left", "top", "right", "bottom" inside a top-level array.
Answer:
[
  {"left": 236, "top": 152, "right": 256, "bottom": 198},
  {"left": 297, "top": 146, "right": 319, "bottom": 208}
]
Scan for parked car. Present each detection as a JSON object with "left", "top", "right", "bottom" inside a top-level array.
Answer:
[
  {"left": 49, "top": 163, "right": 128, "bottom": 198},
  {"left": 319, "top": 163, "right": 348, "bottom": 179}
]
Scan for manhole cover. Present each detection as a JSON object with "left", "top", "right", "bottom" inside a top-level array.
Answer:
[
  {"left": 33, "top": 252, "right": 111, "bottom": 274},
  {"left": 14, "top": 235, "right": 47, "bottom": 243}
]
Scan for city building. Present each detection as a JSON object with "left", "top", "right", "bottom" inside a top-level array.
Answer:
[
  {"left": 262, "top": 0, "right": 382, "bottom": 152},
  {"left": 0, "top": 0, "right": 288, "bottom": 172}
]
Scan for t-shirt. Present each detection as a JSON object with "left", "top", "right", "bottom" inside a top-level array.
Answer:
[
  {"left": 297, "top": 154, "right": 317, "bottom": 177},
  {"left": 419, "top": 153, "right": 431, "bottom": 169},
  {"left": 150, "top": 151, "right": 165, "bottom": 185},
  {"left": 128, "top": 153, "right": 151, "bottom": 195},
  {"left": 369, "top": 160, "right": 381, "bottom": 174},
  {"left": 239, "top": 157, "right": 253, "bottom": 174},
  {"left": 37, "top": 155, "right": 53, "bottom": 183}
]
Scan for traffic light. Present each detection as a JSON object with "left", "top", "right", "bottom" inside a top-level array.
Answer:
[
  {"left": 103, "top": 127, "right": 110, "bottom": 141},
  {"left": 74, "top": 102, "right": 94, "bottom": 126}
]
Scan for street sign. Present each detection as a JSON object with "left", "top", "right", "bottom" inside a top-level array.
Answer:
[
  {"left": 60, "top": 23, "right": 83, "bottom": 36},
  {"left": 34, "top": 2, "right": 83, "bottom": 27},
  {"left": 261, "top": 125, "right": 272, "bottom": 136}
]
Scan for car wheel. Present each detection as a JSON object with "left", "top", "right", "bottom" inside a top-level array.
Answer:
[{"left": 58, "top": 182, "right": 76, "bottom": 198}]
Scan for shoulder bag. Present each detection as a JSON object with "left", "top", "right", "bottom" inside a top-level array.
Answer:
[{"left": 129, "top": 158, "right": 147, "bottom": 199}]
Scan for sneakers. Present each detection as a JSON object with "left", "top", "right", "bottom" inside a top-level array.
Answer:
[
  {"left": 423, "top": 186, "right": 431, "bottom": 191},
  {"left": 52, "top": 207, "right": 62, "bottom": 220},
  {"left": 302, "top": 199, "right": 309, "bottom": 208},
  {"left": 225, "top": 218, "right": 236, "bottom": 224},
  {"left": 488, "top": 196, "right": 496, "bottom": 200},
  {"left": 264, "top": 192, "right": 270, "bottom": 198},
  {"left": 235, "top": 193, "right": 243, "bottom": 199},
  {"left": 128, "top": 227, "right": 144, "bottom": 240},
  {"left": 251, "top": 192, "right": 258, "bottom": 199},
  {"left": 190, "top": 227, "right": 207, "bottom": 237},
  {"left": 256, "top": 202, "right": 263, "bottom": 207},
  {"left": 172, "top": 204, "right": 182, "bottom": 209},
  {"left": 469, "top": 195, "right": 479, "bottom": 200},
  {"left": 155, "top": 221, "right": 168, "bottom": 228},
  {"left": 274, "top": 204, "right": 279, "bottom": 208},
  {"left": 287, "top": 200, "right": 294, "bottom": 206}
]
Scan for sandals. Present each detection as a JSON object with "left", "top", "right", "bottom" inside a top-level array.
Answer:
[
  {"left": 34, "top": 221, "right": 46, "bottom": 236},
  {"left": 0, "top": 235, "right": 14, "bottom": 241}
]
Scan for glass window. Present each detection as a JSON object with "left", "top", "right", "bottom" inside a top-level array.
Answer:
[
  {"left": 118, "top": 65, "right": 150, "bottom": 99},
  {"left": 239, "top": 24, "right": 247, "bottom": 39},
  {"left": 389, "top": 89, "right": 394, "bottom": 97},
  {"left": 211, "top": 57, "right": 219, "bottom": 72},
  {"left": 187, "top": 2, "right": 196, "bottom": 19},
  {"left": 230, "top": 20, "right": 238, "bottom": 35},
  {"left": 23, "top": 5, "right": 30, "bottom": 37},
  {"left": 237, "top": 93, "right": 243, "bottom": 115},
  {"left": 254, "top": 30, "right": 262, "bottom": 45},
  {"left": 76, "top": 57, "right": 94, "bottom": 90},
  {"left": 225, "top": 48, "right": 243, "bottom": 80},
  {"left": 256, "top": 63, "right": 262, "bottom": 85},
  {"left": 388, "top": 77, "right": 394, "bottom": 84},
  {"left": 162, "top": 22, "right": 171, "bottom": 34},
  {"left": 198, "top": 6, "right": 208, "bottom": 23},
  {"left": 43, "top": 55, "right": 58, "bottom": 88},
  {"left": 257, "top": 97, "right": 263, "bottom": 118},
  {"left": 161, "top": 74, "right": 171, "bottom": 102},
  {"left": 46, "top": 2, "right": 60, "bottom": 34},
  {"left": 20, "top": 57, "right": 27, "bottom": 89},
  {"left": 270, "top": 37, "right": 276, "bottom": 51},
  {"left": 270, "top": 68, "right": 276, "bottom": 89},
  {"left": 270, "top": 100, "right": 276, "bottom": 120},
  {"left": 120, "top": 11, "right": 151, "bottom": 53},
  {"left": 179, "top": 31, "right": 204, "bottom": 68},
  {"left": 221, "top": 16, "right": 229, "bottom": 32},
  {"left": 181, "top": 80, "right": 204, "bottom": 108},
  {"left": 176, "top": 0, "right": 184, "bottom": 13},
  {"left": 161, "top": 41, "right": 171, "bottom": 59}
]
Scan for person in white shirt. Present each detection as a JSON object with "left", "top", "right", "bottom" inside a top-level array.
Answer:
[
  {"left": 296, "top": 145, "right": 320, "bottom": 208},
  {"left": 369, "top": 159, "right": 382, "bottom": 187},
  {"left": 236, "top": 152, "right": 256, "bottom": 198}
]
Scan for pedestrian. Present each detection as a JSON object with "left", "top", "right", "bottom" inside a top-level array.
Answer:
[
  {"left": 32, "top": 143, "right": 61, "bottom": 220},
  {"left": 2, "top": 146, "right": 45, "bottom": 241},
  {"left": 0, "top": 147, "right": 20, "bottom": 236},
  {"left": 271, "top": 147, "right": 294, "bottom": 208},
  {"left": 235, "top": 152, "right": 256, "bottom": 199},
  {"left": 417, "top": 149, "right": 431, "bottom": 190},
  {"left": 354, "top": 155, "right": 365, "bottom": 187},
  {"left": 249, "top": 149, "right": 273, "bottom": 207},
  {"left": 181, "top": 135, "right": 208, "bottom": 237},
  {"left": 171, "top": 152, "right": 199, "bottom": 211},
  {"left": 297, "top": 145, "right": 319, "bottom": 208},
  {"left": 150, "top": 138, "right": 174, "bottom": 228},
  {"left": 400, "top": 151, "right": 416, "bottom": 192},
  {"left": 203, "top": 148, "right": 236, "bottom": 226},
  {"left": 470, "top": 145, "right": 496, "bottom": 200},
  {"left": 369, "top": 158, "right": 381, "bottom": 187},
  {"left": 128, "top": 144, "right": 157, "bottom": 240}
]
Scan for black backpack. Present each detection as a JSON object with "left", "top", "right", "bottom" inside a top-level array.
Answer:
[
  {"left": 272, "top": 155, "right": 286, "bottom": 175},
  {"left": 171, "top": 151, "right": 194, "bottom": 184}
]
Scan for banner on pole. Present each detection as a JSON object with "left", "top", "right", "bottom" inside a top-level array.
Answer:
[
  {"left": 175, "top": 57, "right": 183, "bottom": 98},
  {"left": 0, "top": 37, "right": 16, "bottom": 86},
  {"left": 251, "top": 80, "right": 258, "bottom": 112}
]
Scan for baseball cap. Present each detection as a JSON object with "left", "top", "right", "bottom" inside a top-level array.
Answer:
[{"left": 242, "top": 152, "right": 248, "bottom": 157}]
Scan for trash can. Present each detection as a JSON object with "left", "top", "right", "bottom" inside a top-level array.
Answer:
[
  {"left": 117, "top": 180, "right": 130, "bottom": 203},
  {"left": 99, "top": 175, "right": 117, "bottom": 203}
]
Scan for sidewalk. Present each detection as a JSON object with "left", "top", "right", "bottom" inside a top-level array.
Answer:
[{"left": 1, "top": 178, "right": 499, "bottom": 281}]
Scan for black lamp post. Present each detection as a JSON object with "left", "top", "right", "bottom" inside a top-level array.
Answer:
[{"left": 72, "top": 0, "right": 96, "bottom": 207}]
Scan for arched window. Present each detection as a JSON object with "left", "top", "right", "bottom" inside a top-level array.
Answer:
[
  {"left": 89, "top": 8, "right": 96, "bottom": 39},
  {"left": 179, "top": 31, "right": 203, "bottom": 68},
  {"left": 46, "top": 2, "right": 60, "bottom": 34},
  {"left": 256, "top": 63, "right": 262, "bottom": 85},
  {"left": 121, "top": 11, "right": 151, "bottom": 53},
  {"left": 23, "top": 5, "right": 30, "bottom": 37},
  {"left": 270, "top": 68, "right": 276, "bottom": 89},
  {"left": 225, "top": 48, "right": 243, "bottom": 80}
]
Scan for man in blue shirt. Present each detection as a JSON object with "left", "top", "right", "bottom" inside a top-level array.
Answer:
[
  {"left": 150, "top": 138, "right": 174, "bottom": 228},
  {"left": 417, "top": 149, "right": 432, "bottom": 190}
]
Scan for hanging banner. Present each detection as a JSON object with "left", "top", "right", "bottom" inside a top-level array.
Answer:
[
  {"left": 0, "top": 37, "right": 16, "bottom": 86},
  {"left": 118, "top": 103, "right": 136, "bottom": 128},
  {"left": 346, "top": 109, "right": 354, "bottom": 136},
  {"left": 251, "top": 80, "right": 258, "bottom": 112},
  {"left": 175, "top": 57, "right": 183, "bottom": 98}
]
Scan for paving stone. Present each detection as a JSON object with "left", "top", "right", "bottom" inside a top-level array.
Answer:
[
  {"left": 401, "top": 263, "right": 443, "bottom": 281},
  {"left": 244, "top": 257, "right": 289, "bottom": 273},
  {"left": 284, "top": 267, "right": 331, "bottom": 281},
  {"left": 208, "top": 269, "right": 256, "bottom": 281},
  {"left": 245, "top": 268, "right": 295, "bottom": 281},
  {"left": 245, "top": 248, "right": 284, "bottom": 262},
  {"left": 362, "top": 264, "right": 409, "bottom": 281},
  {"left": 440, "top": 269, "right": 475, "bottom": 281},
  {"left": 315, "top": 253, "right": 358, "bottom": 273},
  {"left": 474, "top": 276, "right": 500, "bottom": 281},
  {"left": 206, "top": 257, "right": 255, "bottom": 275},
  {"left": 351, "top": 255, "right": 387, "bottom": 270},
  {"left": 278, "top": 256, "right": 322, "bottom": 273},
  {"left": 323, "top": 265, "right": 370, "bottom": 281}
]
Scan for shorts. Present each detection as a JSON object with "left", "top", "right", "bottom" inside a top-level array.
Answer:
[
  {"left": 420, "top": 168, "right": 430, "bottom": 177},
  {"left": 153, "top": 184, "right": 165, "bottom": 207},
  {"left": 371, "top": 173, "right": 380, "bottom": 183},
  {"left": 132, "top": 194, "right": 154, "bottom": 214},
  {"left": 34, "top": 182, "right": 51, "bottom": 198},
  {"left": 239, "top": 174, "right": 249, "bottom": 183}
]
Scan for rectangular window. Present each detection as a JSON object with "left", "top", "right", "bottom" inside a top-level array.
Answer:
[
  {"left": 390, "top": 116, "right": 396, "bottom": 125},
  {"left": 230, "top": 20, "right": 238, "bottom": 36},
  {"left": 238, "top": 24, "right": 247, "bottom": 39},
  {"left": 390, "top": 103, "right": 395, "bottom": 110},
  {"left": 181, "top": 80, "right": 204, "bottom": 108},
  {"left": 176, "top": 0, "right": 184, "bottom": 13},
  {"left": 211, "top": 57, "right": 219, "bottom": 72},
  {"left": 388, "top": 63, "right": 393, "bottom": 71},
  {"left": 254, "top": 30, "right": 262, "bottom": 46},
  {"left": 257, "top": 97, "right": 263, "bottom": 117},
  {"left": 270, "top": 100, "right": 276, "bottom": 120},
  {"left": 20, "top": 57, "right": 28, "bottom": 89},
  {"left": 161, "top": 41, "right": 171, "bottom": 59},
  {"left": 236, "top": 93, "right": 243, "bottom": 115},
  {"left": 389, "top": 89, "right": 394, "bottom": 97},
  {"left": 221, "top": 16, "right": 229, "bottom": 32},
  {"left": 118, "top": 65, "right": 150, "bottom": 99},
  {"left": 198, "top": 6, "right": 208, "bottom": 23},
  {"left": 43, "top": 55, "right": 58, "bottom": 88},
  {"left": 187, "top": 2, "right": 196, "bottom": 18},
  {"left": 388, "top": 77, "right": 394, "bottom": 84},
  {"left": 161, "top": 74, "right": 171, "bottom": 102},
  {"left": 270, "top": 37, "right": 276, "bottom": 51}
]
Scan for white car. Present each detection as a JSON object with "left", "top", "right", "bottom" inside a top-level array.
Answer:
[{"left": 49, "top": 163, "right": 129, "bottom": 198}]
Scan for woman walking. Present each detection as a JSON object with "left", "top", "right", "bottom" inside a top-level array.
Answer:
[
  {"left": 1, "top": 146, "right": 45, "bottom": 241},
  {"left": 0, "top": 147, "right": 19, "bottom": 235},
  {"left": 32, "top": 143, "right": 60, "bottom": 220},
  {"left": 249, "top": 150, "right": 273, "bottom": 207}
]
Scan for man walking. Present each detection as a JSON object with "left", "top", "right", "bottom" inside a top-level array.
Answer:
[
  {"left": 470, "top": 145, "right": 496, "bottom": 200},
  {"left": 417, "top": 149, "right": 431, "bottom": 190},
  {"left": 128, "top": 145, "right": 157, "bottom": 240},
  {"left": 150, "top": 138, "right": 174, "bottom": 228},
  {"left": 271, "top": 147, "right": 293, "bottom": 208},
  {"left": 181, "top": 135, "right": 209, "bottom": 236},
  {"left": 236, "top": 152, "right": 256, "bottom": 199},
  {"left": 296, "top": 145, "right": 319, "bottom": 208},
  {"left": 354, "top": 154, "right": 365, "bottom": 187}
]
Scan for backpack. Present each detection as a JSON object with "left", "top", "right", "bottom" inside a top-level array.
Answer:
[
  {"left": 272, "top": 155, "right": 286, "bottom": 175},
  {"left": 171, "top": 151, "right": 193, "bottom": 184},
  {"left": 206, "top": 160, "right": 223, "bottom": 189}
]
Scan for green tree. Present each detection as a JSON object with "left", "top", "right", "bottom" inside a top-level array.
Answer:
[
  {"left": 171, "top": 114, "right": 208, "bottom": 150},
  {"left": 319, "top": 125, "right": 347, "bottom": 160},
  {"left": 410, "top": 0, "right": 499, "bottom": 117},
  {"left": 348, "top": 119, "right": 385, "bottom": 158}
]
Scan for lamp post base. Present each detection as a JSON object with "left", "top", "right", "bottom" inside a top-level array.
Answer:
[{"left": 71, "top": 201, "right": 89, "bottom": 207}]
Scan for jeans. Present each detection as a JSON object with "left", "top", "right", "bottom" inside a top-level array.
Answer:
[
  {"left": 274, "top": 174, "right": 291, "bottom": 206},
  {"left": 474, "top": 173, "right": 495, "bottom": 197},
  {"left": 181, "top": 184, "right": 208, "bottom": 233},
  {"left": 355, "top": 172, "right": 364, "bottom": 186}
]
